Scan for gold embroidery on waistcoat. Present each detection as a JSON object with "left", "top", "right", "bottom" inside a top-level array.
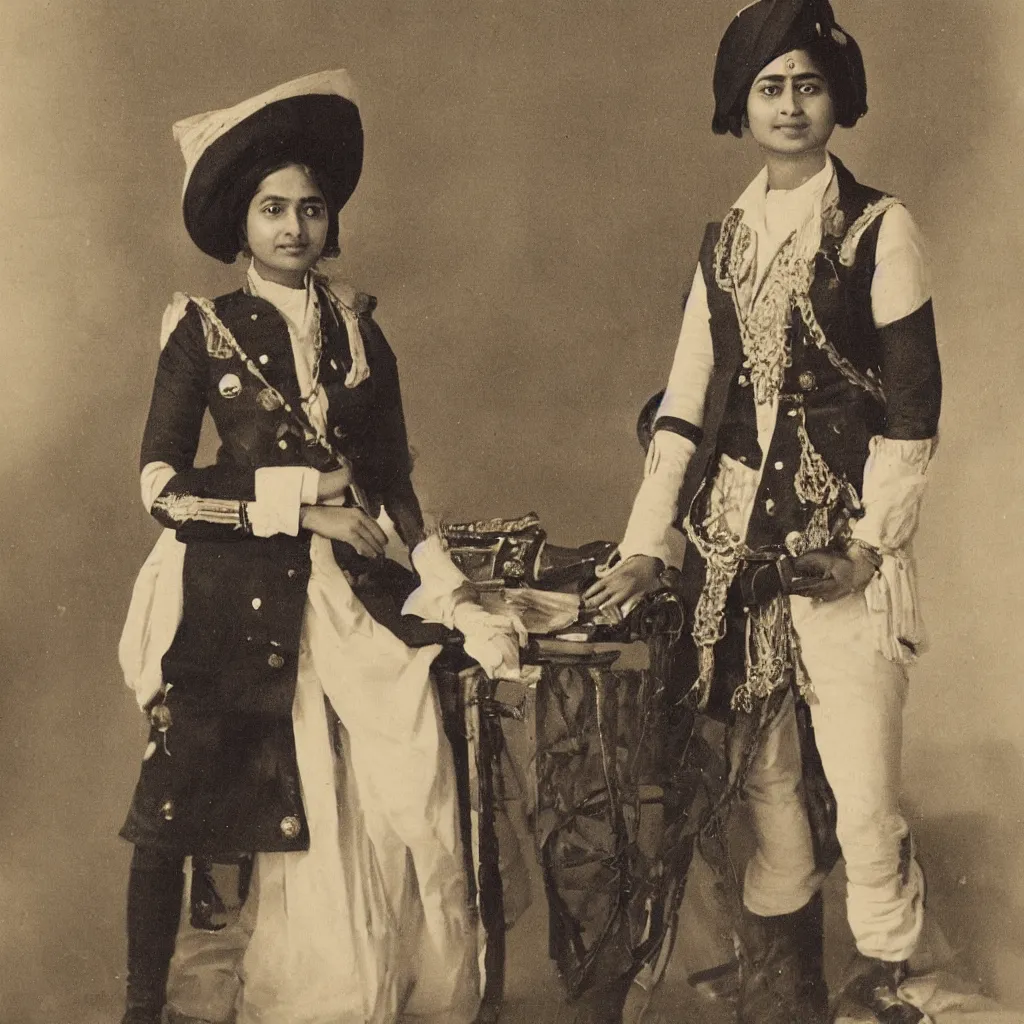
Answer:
[
  {"left": 792, "top": 292, "right": 887, "bottom": 405},
  {"left": 838, "top": 195, "right": 901, "bottom": 267},
  {"left": 713, "top": 212, "right": 814, "bottom": 406}
]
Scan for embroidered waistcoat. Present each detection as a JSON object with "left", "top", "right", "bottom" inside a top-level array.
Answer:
[{"left": 697, "top": 158, "right": 901, "bottom": 555}]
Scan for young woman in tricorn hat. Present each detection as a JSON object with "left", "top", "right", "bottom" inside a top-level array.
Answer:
[
  {"left": 585, "top": 3, "right": 941, "bottom": 1022},
  {"left": 117, "top": 71, "right": 524, "bottom": 1024}
]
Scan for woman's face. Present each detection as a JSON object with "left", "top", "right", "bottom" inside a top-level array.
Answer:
[
  {"left": 745, "top": 48, "right": 837, "bottom": 158},
  {"left": 244, "top": 164, "right": 329, "bottom": 288}
]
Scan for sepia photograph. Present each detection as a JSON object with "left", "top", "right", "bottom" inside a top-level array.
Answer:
[{"left": 1, "top": 1, "right": 1022, "bottom": 1022}]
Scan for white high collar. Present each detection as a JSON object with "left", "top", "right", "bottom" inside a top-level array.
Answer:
[
  {"left": 732, "top": 154, "right": 836, "bottom": 281},
  {"left": 246, "top": 261, "right": 317, "bottom": 338}
]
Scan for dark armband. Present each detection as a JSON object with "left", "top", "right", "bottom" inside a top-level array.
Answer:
[{"left": 653, "top": 416, "right": 704, "bottom": 448}]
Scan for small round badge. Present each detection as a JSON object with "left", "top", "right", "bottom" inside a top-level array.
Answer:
[
  {"left": 279, "top": 815, "right": 302, "bottom": 839},
  {"left": 218, "top": 373, "right": 242, "bottom": 399},
  {"left": 150, "top": 704, "right": 172, "bottom": 733}
]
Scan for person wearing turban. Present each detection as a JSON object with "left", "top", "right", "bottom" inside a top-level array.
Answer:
[
  {"left": 116, "top": 72, "right": 526, "bottom": 1024},
  {"left": 585, "top": 3, "right": 940, "bottom": 1022}
]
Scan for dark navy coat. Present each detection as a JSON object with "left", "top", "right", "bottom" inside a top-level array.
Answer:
[{"left": 121, "top": 281, "right": 422, "bottom": 858}]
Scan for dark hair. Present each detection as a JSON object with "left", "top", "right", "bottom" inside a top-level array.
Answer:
[
  {"left": 233, "top": 158, "right": 341, "bottom": 262},
  {"left": 803, "top": 36, "right": 867, "bottom": 129}
]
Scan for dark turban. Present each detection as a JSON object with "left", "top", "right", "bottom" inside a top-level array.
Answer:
[{"left": 711, "top": 0, "right": 867, "bottom": 138}]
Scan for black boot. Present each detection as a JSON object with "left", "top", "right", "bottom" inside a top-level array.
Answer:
[
  {"left": 569, "top": 974, "right": 634, "bottom": 1024},
  {"left": 736, "top": 891, "right": 828, "bottom": 1024},
  {"left": 122, "top": 846, "right": 185, "bottom": 1024},
  {"left": 831, "top": 954, "right": 924, "bottom": 1024}
]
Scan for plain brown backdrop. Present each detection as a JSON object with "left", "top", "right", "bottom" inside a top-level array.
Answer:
[{"left": 1, "top": 1, "right": 1023, "bottom": 1020}]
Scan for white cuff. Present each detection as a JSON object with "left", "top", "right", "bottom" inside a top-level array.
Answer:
[
  {"left": 249, "top": 466, "right": 315, "bottom": 537},
  {"left": 451, "top": 602, "right": 528, "bottom": 680},
  {"left": 617, "top": 431, "right": 696, "bottom": 567},
  {"left": 299, "top": 468, "right": 321, "bottom": 506},
  {"left": 403, "top": 534, "right": 472, "bottom": 627},
  {"left": 863, "top": 545, "right": 927, "bottom": 664},
  {"left": 851, "top": 436, "right": 934, "bottom": 552}
]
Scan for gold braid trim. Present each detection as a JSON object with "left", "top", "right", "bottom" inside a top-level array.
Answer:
[
  {"left": 793, "top": 292, "right": 886, "bottom": 405},
  {"left": 714, "top": 211, "right": 814, "bottom": 407},
  {"left": 683, "top": 498, "right": 743, "bottom": 712},
  {"left": 795, "top": 413, "right": 843, "bottom": 508},
  {"left": 152, "top": 492, "right": 249, "bottom": 531},
  {"left": 838, "top": 196, "right": 901, "bottom": 267}
]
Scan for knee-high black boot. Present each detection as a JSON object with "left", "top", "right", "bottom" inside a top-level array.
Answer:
[
  {"left": 569, "top": 973, "right": 634, "bottom": 1024},
  {"left": 122, "top": 846, "right": 185, "bottom": 1024},
  {"left": 737, "top": 891, "right": 828, "bottom": 1024}
]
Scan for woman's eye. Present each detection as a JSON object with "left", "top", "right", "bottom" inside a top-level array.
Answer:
[
  {"left": 263, "top": 204, "right": 282, "bottom": 216},
  {"left": 799, "top": 83, "right": 821, "bottom": 95},
  {"left": 760, "top": 85, "right": 780, "bottom": 97},
  {"left": 303, "top": 205, "right": 325, "bottom": 218}
]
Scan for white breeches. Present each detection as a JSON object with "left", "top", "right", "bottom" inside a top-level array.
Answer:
[{"left": 740, "top": 591, "right": 926, "bottom": 961}]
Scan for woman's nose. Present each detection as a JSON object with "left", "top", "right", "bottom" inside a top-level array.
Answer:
[
  {"left": 283, "top": 207, "right": 304, "bottom": 237},
  {"left": 780, "top": 83, "right": 803, "bottom": 115}
]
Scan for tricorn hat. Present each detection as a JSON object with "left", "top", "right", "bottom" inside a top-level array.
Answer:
[{"left": 173, "top": 70, "right": 363, "bottom": 262}]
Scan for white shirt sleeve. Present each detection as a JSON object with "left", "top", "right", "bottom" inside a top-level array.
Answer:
[
  {"left": 871, "top": 205, "right": 931, "bottom": 328},
  {"left": 140, "top": 461, "right": 177, "bottom": 512},
  {"left": 656, "top": 266, "right": 716, "bottom": 426},
  {"left": 617, "top": 267, "right": 713, "bottom": 567}
]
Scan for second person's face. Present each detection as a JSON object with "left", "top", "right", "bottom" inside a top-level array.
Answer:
[
  {"left": 745, "top": 49, "right": 836, "bottom": 159},
  {"left": 245, "top": 164, "right": 329, "bottom": 288}
]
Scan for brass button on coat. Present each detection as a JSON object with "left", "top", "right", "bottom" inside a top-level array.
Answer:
[
  {"left": 160, "top": 798, "right": 175, "bottom": 821},
  {"left": 798, "top": 370, "right": 816, "bottom": 391},
  {"left": 150, "top": 704, "right": 172, "bottom": 732},
  {"left": 268, "top": 653, "right": 285, "bottom": 669},
  {"left": 279, "top": 815, "right": 301, "bottom": 839}
]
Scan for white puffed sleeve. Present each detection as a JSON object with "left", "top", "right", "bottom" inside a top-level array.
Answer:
[
  {"left": 617, "top": 268, "right": 714, "bottom": 567},
  {"left": 853, "top": 206, "right": 938, "bottom": 662}
]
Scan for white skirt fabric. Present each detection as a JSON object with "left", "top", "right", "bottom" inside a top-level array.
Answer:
[{"left": 126, "top": 533, "right": 481, "bottom": 1023}]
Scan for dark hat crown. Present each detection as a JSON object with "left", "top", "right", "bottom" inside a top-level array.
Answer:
[{"left": 175, "top": 72, "right": 363, "bottom": 263}]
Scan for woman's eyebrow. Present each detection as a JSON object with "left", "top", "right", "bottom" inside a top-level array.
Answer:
[
  {"left": 255, "top": 193, "right": 326, "bottom": 204},
  {"left": 753, "top": 71, "right": 826, "bottom": 85}
]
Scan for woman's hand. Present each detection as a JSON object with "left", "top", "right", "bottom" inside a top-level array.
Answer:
[
  {"left": 583, "top": 554, "right": 663, "bottom": 616},
  {"left": 316, "top": 466, "right": 353, "bottom": 503},
  {"left": 789, "top": 547, "right": 878, "bottom": 602},
  {"left": 300, "top": 505, "right": 388, "bottom": 558}
]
